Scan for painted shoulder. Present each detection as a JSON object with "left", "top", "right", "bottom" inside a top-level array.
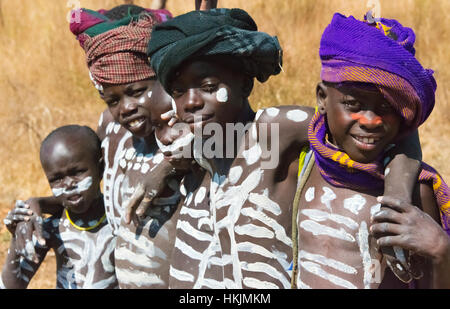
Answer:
[
  {"left": 96, "top": 108, "right": 114, "bottom": 141},
  {"left": 255, "top": 105, "right": 314, "bottom": 125}
]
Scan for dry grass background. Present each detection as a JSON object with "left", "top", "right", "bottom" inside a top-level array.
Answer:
[{"left": 0, "top": 0, "right": 448, "bottom": 289}]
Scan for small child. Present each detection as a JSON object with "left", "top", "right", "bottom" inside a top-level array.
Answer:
[{"left": 1, "top": 125, "right": 117, "bottom": 289}]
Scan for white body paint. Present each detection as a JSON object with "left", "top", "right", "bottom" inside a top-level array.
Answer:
[
  {"left": 52, "top": 176, "right": 93, "bottom": 197},
  {"left": 286, "top": 110, "right": 308, "bottom": 122},
  {"left": 343, "top": 194, "right": 367, "bottom": 215}
]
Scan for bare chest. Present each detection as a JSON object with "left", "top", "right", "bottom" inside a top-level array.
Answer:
[{"left": 296, "top": 165, "right": 384, "bottom": 289}]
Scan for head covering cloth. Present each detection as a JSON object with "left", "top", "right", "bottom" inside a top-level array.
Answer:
[
  {"left": 70, "top": 8, "right": 172, "bottom": 90},
  {"left": 146, "top": 8, "right": 283, "bottom": 94},
  {"left": 308, "top": 13, "right": 448, "bottom": 235}
]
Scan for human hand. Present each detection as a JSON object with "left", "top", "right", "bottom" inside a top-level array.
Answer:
[
  {"left": 371, "top": 196, "right": 450, "bottom": 265},
  {"left": 123, "top": 159, "right": 176, "bottom": 225},
  {"left": 4, "top": 200, "right": 33, "bottom": 235}
]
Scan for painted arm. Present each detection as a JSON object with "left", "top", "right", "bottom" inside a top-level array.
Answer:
[
  {"left": 196, "top": 0, "right": 218, "bottom": 10},
  {"left": 1, "top": 220, "right": 48, "bottom": 289},
  {"left": 383, "top": 129, "right": 422, "bottom": 203}
]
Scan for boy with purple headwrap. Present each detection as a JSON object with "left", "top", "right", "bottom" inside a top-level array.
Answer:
[{"left": 290, "top": 12, "right": 449, "bottom": 288}]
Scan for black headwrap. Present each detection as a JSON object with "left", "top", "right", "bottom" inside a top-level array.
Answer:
[{"left": 147, "top": 8, "right": 283, "bottom": 93}]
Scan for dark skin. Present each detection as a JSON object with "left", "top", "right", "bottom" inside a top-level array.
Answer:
[
  {"left": 310, "top": 82, "right": 450, "bottom": 288},
  {"left": 2, "top": 133, "right": 109, "bottom": 288}
]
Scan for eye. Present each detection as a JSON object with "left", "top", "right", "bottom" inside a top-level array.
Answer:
[
  {"left": 171, "top": 88, "right": 185, "bottom": 98},
  {"left": 105, "top": 98, "right": 119, "bottom": 107},
  {"left": 201, "top": 83, "right": 218, "bottom": 94},
  {"left": 378, "top": 102, "right": 394, "bottom": 114},
  {"left": 342, "top": 99, "right": 361, "bottom": 111},
  {"left": 75, "top": 169, "right": 87, "bottom": 177},
  {"left": 132, "top": 88, "right": 146, "bottom": 98},
  {"left": 49, "top": 177, "right": 63, "bottom": 186}
]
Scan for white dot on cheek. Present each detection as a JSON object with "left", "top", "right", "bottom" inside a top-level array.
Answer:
[
  {"left": 216, "top": 88, "right": 228, "bottom": 103},
  {"left": 147, "top": 91, "right": 152, "bottom": 98},
  {"left": 139, "top": 97, "right": 146, "bottom": 105}
]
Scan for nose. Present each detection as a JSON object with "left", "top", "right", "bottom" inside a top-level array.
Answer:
[
  {"left": 119, "top": 96, "right": 138, "bottom": 119},
  {"left": 63, "top": 176, "right": 77, "bottom": 189},
  {"left": 353, "top": 111, "right": 383, "bottom": 129},
  {"left": 183, "top": 88, "right": 204, "bottom": 113}
]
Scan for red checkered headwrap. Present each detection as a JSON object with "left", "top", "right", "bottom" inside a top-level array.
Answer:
[{"left": 78, "top": 14, "right": 158, "bottom": 89}]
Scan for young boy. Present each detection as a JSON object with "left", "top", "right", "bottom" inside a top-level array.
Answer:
[
  {"left": 1, "top": 125, "right": 117, "bottom": 289},
  {"left": 291, "top": 13, "right": 450, "bottom": 289},
  {"left": 147, "top": 8, "right": 441, "bottom": 288}
]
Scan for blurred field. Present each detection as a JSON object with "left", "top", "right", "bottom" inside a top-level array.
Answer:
[{"left": 0, "top": 0, "right": 448, "bottom": 289}]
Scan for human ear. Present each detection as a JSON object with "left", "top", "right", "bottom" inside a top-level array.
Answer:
[
  {"left": 98, "top": 157, "right": 105, "bottom": 177},
  {"left": 316, "top": 82, "right": 328, "bottom": 115}
]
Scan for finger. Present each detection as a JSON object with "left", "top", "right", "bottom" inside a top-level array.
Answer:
[
  {"left": 11, "top": 208, "right": 33, "bottom": 216},
  {"left": 135, "top": 197, "right": 153, "bottom": 218},
  {"left": 161, "top": 110, "right": 176, "bottom": 121},
  {"left": 124, "top": 184, "right": 145, "bottom": 224},
  {"left": 168, "top": 117, "right": 178, "bottom": 127},
  {"left": 33, "top": 216, "right": 46, "bottom": 246},
  {"left": 371, "top": 208, "right": 404, "bottom": 224},
  {"left": 11, "top": 214, "right": 32, "bottom": 222},
  {"left": 376, "top": 235, "right": 413, "bottom": 251},
  {"left": 370, "top": 222, "right": 405, "bottom": 236},
  {"left": 376, "top": 196, "right": 411, "bottom": 212}
]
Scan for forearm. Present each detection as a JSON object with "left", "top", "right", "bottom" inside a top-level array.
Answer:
[
  {"left": 196, "top": 0, "right": 218, "bottom": 10},
  {"left": 384, "top": 130, "right": 422, "bottom": 203},
  {"left": 29, "top": 196, "right": 61, "bottom": 216},
  {"left": 1, "top": 238, "right": 30, "bottom": 289}
]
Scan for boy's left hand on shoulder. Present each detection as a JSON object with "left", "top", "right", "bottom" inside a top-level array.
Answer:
[
  {"left": 370, "top": 196, "right": 450, "bottom": 264},
  {"left": 124, "top": 159, "right": 177, "bottom": 225}
]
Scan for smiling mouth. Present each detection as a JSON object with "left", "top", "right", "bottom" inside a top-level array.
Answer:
[
  {"left": 351, "top": 135, "right": 383, "bottom": 150},
  {"left": 66, "top": 194, "right": 83, "bottom": 205},
  {"left": 127, "top": 117, "right": 146, "bottom": 129}
]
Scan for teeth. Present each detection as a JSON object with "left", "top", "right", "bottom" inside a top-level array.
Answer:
[
  {"left": 129, "top": 119, "right": 144, "bottom": 128},
  {"left": 357, "top": 137, "right": 377, "bottom": 144}
]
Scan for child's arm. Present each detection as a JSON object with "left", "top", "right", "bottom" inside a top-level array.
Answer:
[
  {"left": 1, "top": 209, "right": 49, "bottom": 289},
  {"left": 383, "top": 129, "right": 422, "bottom": 203},
  {"left": 195, "top": 0, "right": 218, "bottom": 10}
]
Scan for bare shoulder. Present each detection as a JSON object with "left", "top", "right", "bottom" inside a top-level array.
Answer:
[
  {"left": 254, "top": 105, "right": 315, "bottom": 148},
  {"left": 255, "top": 105, "right": 315, "bottom": 125}
]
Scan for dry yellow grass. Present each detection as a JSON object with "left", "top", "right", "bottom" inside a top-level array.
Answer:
[{"left": 0, "top": 0, "right": 448, "bottom": 289}]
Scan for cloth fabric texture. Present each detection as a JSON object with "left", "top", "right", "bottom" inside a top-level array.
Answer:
[
  {"left": 147, "top": 8, "right": 283, "bottom": 94},
  {"left": 70, "top": 8, "right": 172, "bottom": 87},
  {"left": 320, "top": 13, "right": 436, "bottom": 132}
]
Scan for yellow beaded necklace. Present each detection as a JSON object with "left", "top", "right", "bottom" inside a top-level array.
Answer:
[{"left": 65, "top": 209, "right": 107, "bottom": 231}]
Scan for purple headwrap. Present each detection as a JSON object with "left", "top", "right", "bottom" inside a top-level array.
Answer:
[{"left": 320, "top": 13, "right": 436, "bottom": 130}]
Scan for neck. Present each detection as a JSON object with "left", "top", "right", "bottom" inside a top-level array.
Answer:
[{"left": 66, "top": 193, "right": 104, "bottom": 224}]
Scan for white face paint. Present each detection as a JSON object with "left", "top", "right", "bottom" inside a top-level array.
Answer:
[
  {"left": 139, "top": 97, "right": 146, "bottom": 105},
  {"left": 216, "top": 88, "right": 229, "bottom": 103},
  {"left": 286, "top": 110, "right": 308, "bottom": 122},
  {"left": 147, "top": 91, "right": 153, "bottom": 98},
  {"left": 52, "top": 176, "right": 93, "bottom": 197}
]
